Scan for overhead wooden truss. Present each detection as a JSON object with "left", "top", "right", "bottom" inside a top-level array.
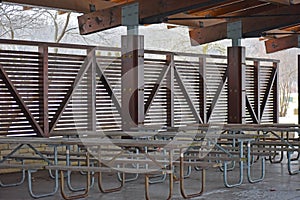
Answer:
[{"left": 2, "top": 0, "right": 300, "bottom": 52}]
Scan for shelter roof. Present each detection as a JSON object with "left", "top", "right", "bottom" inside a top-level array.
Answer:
[{"left": 2, "top": 0, "right": 300, "bottom": 52}]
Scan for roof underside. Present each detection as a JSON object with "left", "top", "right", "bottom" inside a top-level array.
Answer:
[{"left": 2, "top": 0, "right": 300, "bottom": 53}]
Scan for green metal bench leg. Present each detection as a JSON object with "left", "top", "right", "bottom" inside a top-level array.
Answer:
[
  {"left": 223, "top": 160, "right": 244, "bottom": 188},
  {"left": 60, "top": 170, "right": 90, "bottom": 200},
  {"left": 0, "top": 160, "right": 25, "bottom": 187},
  {"left": 98, "top": 171, "right": 125, "bottom": 193},
  {"left": 247, "top": 141, "right": 266, "bottom": 183},
  {"left": 247, "top": 157, "right": 265, "bottom": 183},
  {"left": 148, "top": 173, "right": 167, "bottom": 184},
  {"left": 269, "top": 147, "right": 284, "bottom": 163},
  {"left": 145, "top": 173, "right": 173, "bottom": 200},
  {"left": 28, "top": 169, "right": 59, "bottom": 198},
  {"left": 287, "top": 151, "right": 300, "bottom": 175},
  {"left": 180, "top": 159, "right": 205, "bottom": 199}
]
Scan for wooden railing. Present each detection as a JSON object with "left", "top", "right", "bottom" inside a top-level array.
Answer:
[{"left": 0, "top": 39, "right": 279, "bottom": 136}]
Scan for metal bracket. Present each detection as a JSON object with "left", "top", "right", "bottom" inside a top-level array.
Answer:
[
  {"left": 89, "top": 4, "right": 96, "bottom": 12},
  {"left": 122, "top": 2, "right": 139, "bottom": 35},
  {"left": 227, "top": 21, "right": 242, "bottom": 46},
  {"left": 122, "top": 3, "right": 139, "bottom": 26}
]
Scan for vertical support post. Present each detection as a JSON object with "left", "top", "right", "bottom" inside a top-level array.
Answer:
[
  {"left": 166, "top": 54, "right": 174, "bottom": 127},
  {"left": 273, "top": 62, "right": 279, "bottom": 123},
  {"left": 227, "top": 47, "right": 246, "bottom": 124},
  {"left": 199, "top": 56, "right": 207, "bottom": 123},
  {"left": 87, "top": 49, "right": 97, "bottom": 132},
  {"left": 254, "top": 61, "right": 261, "bottom": 123},
  {"left": 121, "top": 35, "right": 144, "bottom": 130},
  {"left": 38, "top": 45, "right": 49, "bottom": 137},
  {"left": 299, "top": 55, "right": 300, "bottom": 124}
]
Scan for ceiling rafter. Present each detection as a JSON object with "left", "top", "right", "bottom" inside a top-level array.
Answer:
[
  {"left": 265, "top": 35, "right": 300, "bottom": 53},
  {"left": 260, "top": 0, "right": 300, "bottom": 5},
  {"left": 188, "top": 0, "right": 268, "bottom": 17},
  {"left": 2, "top": 0, "right": 300, "bottom": 52},
  {"left": 77, "top": 0, "right": 241, "bottom": 34},
  {"left": 282, "top": 24, "right": 300, "bottom": 32},
  {"left": 189, "top": 4, "right": 300, "bottom": 45},
  {"left": 2, "top": 0, "right": 124, "bottom": 13}
]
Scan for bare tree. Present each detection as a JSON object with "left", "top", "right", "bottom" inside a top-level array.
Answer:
[
  {"left": 42, "top": 11, "right": 77, "bottom": 43},
  {"left": 244, "top": 39, "right": 298, "bottom": 118},
  {"left": 279, "top": 67, "right": 297, "bottom": 117},
  {"left": 0, "top": 4, "right": 45, "bottom": 39}
]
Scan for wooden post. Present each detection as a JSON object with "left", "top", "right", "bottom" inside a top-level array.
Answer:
[
  {"left": 227, "top": 46, "right": 246, "bottom": 124},
  {"left": 121, "top": 35, "right": 144, "bottom": 130},
  {"left": 254, "top": 61, "right": 261, "bottom": 123},
  {"left": 87, "top": 49, "right": 97, "bottom": 132},
  {"left": 199, "top": 56, "right": 207, "bottom": 123},
  {"left": 38, "top": 45, "right": 49, "bottom": 137},
  {"left": 298, "top": 55, "right": 300, "bottom": 124},
  {"left": 166, "top": 54, "right": 175, "bottom": 127},
  {"left": 273, "top": 62, "right": 279, "bottom": 123}
]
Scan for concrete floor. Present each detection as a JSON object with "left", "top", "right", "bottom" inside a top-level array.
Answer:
[{"left": 0, "top": 160, "right": 299, "bottom": 200}]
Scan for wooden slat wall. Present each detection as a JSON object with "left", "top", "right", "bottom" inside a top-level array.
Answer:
[
  {"left": 0, "top": 50, "right": 39, "bottom": 135},
  {"left": 144, "top": 54, "right": 168, "bottom": 126},
  {"left": 48, "top": 52, "right": 86, "bottom": 131},
  {"left": 96, "top": 53, "right": 122, "bottom": 131},
  {"left": 205, "top": 58, "right": 228, "bottom": 123},
  {"left": 0, "top": 41, "right": 278, "bottom": 136}
]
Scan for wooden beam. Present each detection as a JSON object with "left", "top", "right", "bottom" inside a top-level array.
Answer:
[
  {"left": 260, "top": 0, "right": 300, "bottom": 5},
  {"left": 171, "top": 3, "right": 277, "bottom": 28},
  {"left": 190, "top": 23, "right": 226, "bottom": 45},
  {"left": 224, "top": 4, "right": 280, "bottom": 18},
  {"left": 283, "top": 24, "right": 300, "bottom": 32},
  {"left": 2, "top": 0, "right": 120, "bottom": 13},
  {"left": 189, "top": 0, "right": 267, "bottom": 17},
  {"left": 78, "top": 0, "right": 240, "bottom": 34},
  {"left": 265, "top": 35, "right": 300, "bottom": 53},
  {"left": 167, "top": 13, "right": 203, "bottom": 28},
  {"left": 190, "top": 4, "right": 300, "bottom": 45}
]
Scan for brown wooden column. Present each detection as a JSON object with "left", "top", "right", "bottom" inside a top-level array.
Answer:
[
  {"left": 298, "top": 55, "right": 300, "bottom": 124},
  {"left": 254, "top": 61, "right": 261, "bottom": 123},
  {"left": 227, "top": 46, "right": 246, "bottom": 124},
  {"left": 273, "top": 62, "right": 279, "bottom": 123},
  {"left": 38, "top": 45, "right": 49, "bottom": 137},
  {"left": 87, "top": 49, "right": 97, "bottom": 132},
  {"left": 199, "top": 57, "right": 207, "bottom": 123},
  {"left": 121, "top": 35, "right": 144, "bottom": 130},
  {"left": 166, "top": 54, "right": 174, "bottom": 127}
]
